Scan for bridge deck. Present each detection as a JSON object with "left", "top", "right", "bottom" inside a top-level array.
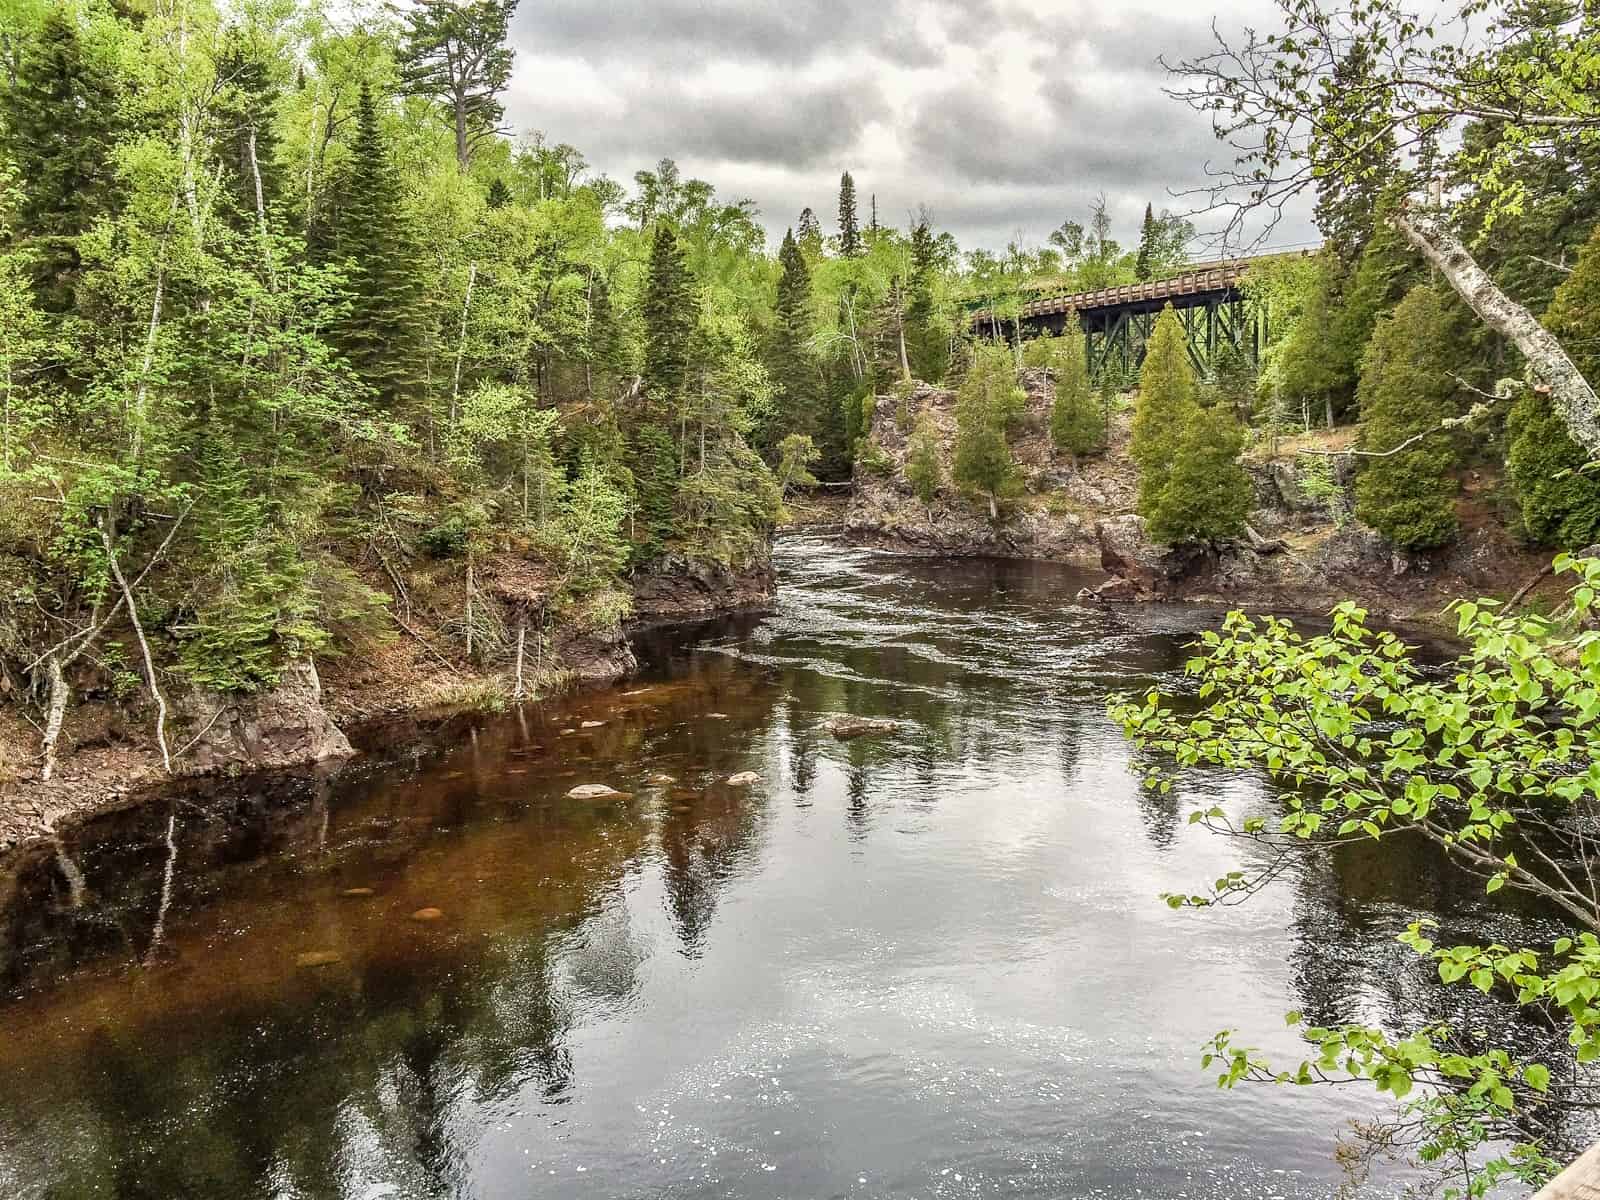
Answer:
[{"left": 1011, "top": 261, "right": 1252, "bottom": 320}]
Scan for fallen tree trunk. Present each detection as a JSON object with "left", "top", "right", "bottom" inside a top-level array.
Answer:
[{"left": 1394, "top": 208, "right": 1600, "bottom": 457}]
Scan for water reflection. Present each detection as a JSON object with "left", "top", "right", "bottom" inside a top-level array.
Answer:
[{"left": 0, "top": 535, "right": 1561, "bottom": 1198}]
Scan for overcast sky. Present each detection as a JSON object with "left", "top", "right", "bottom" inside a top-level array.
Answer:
[{"left": 501, "top": 0, "right": 1320, "bottom": 257}]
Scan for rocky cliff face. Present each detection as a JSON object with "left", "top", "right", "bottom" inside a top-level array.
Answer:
[
  {"left": 844, "top": 371, "right": 1128, "bottom": 565},
  {"left": 630, "top": 554, "right": 777, "bottom": 623},
  {"left": 844, "top": 373, "right": 1557, "bottom": 620}
]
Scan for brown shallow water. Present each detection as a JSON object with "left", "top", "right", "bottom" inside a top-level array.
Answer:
[{"left": 0, "top": 534, "right": 1563, "bottom": 1199}]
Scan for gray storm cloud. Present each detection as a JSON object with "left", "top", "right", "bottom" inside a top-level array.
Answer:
[{"left": 502, "top": 1, "right": 1316, "bottom": 253}]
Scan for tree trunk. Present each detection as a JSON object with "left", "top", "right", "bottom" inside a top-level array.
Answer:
[
  {"left": 100, "top": 515, "right": 171, "bottom": 773},
  {"left": 464, "top": 553, "right": 475, "bottom": 662},
  {"left": 451, "top": 262, "right": 477, "bottom": 430},
  {"left": 454, "top": 93, "right": 470, "bottom": 171},
  {"left": 988, "top": 492, "right": 998, "bottom": 520},
  {"left": 1394, "top": 208, "right": 1600, "bottom": 456},
  {"left": 513, "top": 612, "right": 527, "bottom": 700},
  {"left": 39, "top": 654, "right": 68, "bottom": 782}
]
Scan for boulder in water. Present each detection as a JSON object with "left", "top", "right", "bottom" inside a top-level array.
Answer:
[
  {"left": 580, "top": 719, "right": 607, "bottom": 729},
  {"left": 820, "top": 715, "right": 900, "bottom": 740},
  {"left": 295, "top": 950, "right": 343, "bottom": 968},
  {"left": 725, "top": 771, "right": 762, "bottom": 787},
  {"left": 567, "top": 783, "right": 624, "bottom": 800},
  {"left": 646, "top": 773, "right": 677, "bottom": 786},
  {"left": 341, "top": 887, "right": 375, "bottom": 898},
  {"left": 410, "top": 907, "right": 444, "bottom": 922}
]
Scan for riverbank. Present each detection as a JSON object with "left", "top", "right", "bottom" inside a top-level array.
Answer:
[
  {"left": 0, "top": 558, "right": 775, "bottom": 856},
  {"left": 844, "top": 372, "right": 1569, "bottom": 624}
]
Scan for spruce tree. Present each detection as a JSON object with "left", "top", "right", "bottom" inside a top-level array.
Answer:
[
  {"left": 634, "top": 222, "right": 696, "bottom": 549},
  {"left": 1335, "top": 196, "right": 1423, "bottom": 417},
  {"left": 336, "top": 83, "right": 427, "bottom": 405},
  {"left": 837, "top": 171, "right": 861, "bottom": 258},
  {"left": 1131, "top": 305, "right": 1198, "bottom": 519},
  {"left": 3, "top": 8, "right": 122, "bottom": 308},
  {"left": 953, "top": 344, "right": 1022, "bottom": 518},
  {"left": 1135, "top": 203, "right": 1156, "bottom": 282},
  {"left": 1312, "top": 42, "right": 1399, "bottom": 269},
  {"left": 768, "top": 229, "right": 823, "bottom": 453},
  {"left": 1353, "top": 286, "right": 1471, "bottom": 551},
  {"left": 486, "top": 177, "right": 513, "bottom": 208},
  {"left": 1045, "top": 326, "right": 1102, "bottom": 468},
  {"left": 642, "top": 222, "right": 695, "bottom": 409},
  {"left": 212, "top": 36, "right": 282, "bottom": 228}
]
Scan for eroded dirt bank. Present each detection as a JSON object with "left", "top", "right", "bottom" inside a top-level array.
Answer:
[{"left": 0, "top": 559, "right": 774, "bottom": 855}]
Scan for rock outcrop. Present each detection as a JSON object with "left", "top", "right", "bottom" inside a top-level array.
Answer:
[
  {"left": 631, "top": 554, "right": 777, "bottom": 622},
  {"left": 181, "top": 658, "right": 353, "bottom": 774}
]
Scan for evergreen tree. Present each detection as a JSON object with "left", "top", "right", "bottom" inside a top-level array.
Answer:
[
  {"left": 1544, "top": 217, "right": 1600, "bottom": 387},
  {"left": 1131, "top": 305, "right": 1198, "bottom": 519},
  {"left": 1143, "top": 407, "right": 1253, "bottom": 545},
  {"left": 837, "top": 171, "right": 861, "bottom": 258},
  {"left": 1131, "top": 305, "right": 1253, "bottom": 544},
  {"left": 634, "top": 222, "right": 697, "bottom": 549},
  {"left": 1506, "top": 220, "right": 1600, "bottom": 550},
  {"left": 1044, "top": 326, "right": 1102, "bottom": 468},
  {"left": 642, "top": 222, "right": 695, "bottom": 407},
  {"left": 1336, "top": 196, "right": 1422, "bottom": 407},
  {"left": 2, "top": 7, "right": 122, "bottom": 308},
  {"left": 212, "top": 34, "right": 282, "bottom": 228},
  {"left": 1135, "top": 203, "right": 1156, "bottom": 281},
  {"left": 906, "top": 414, "right": 942, "bottom": 507},
  {"left": 768, "top": 229, "right": 826, "bottom": 456},
  {"left": 335, "top": 83, "right": 427, "bottom": 405},
  {"left": 797, "top": 206, "right": 822, "bottom": 255},
  {"left": 1506, "top": 389, "right": 1600, "bottom": 550},
  {"left": 396, "top": 0, "right": 518, "bottom": 170},
  {"left": 486, "top": 177, "right": 513, "bottom": 209},
  {"left": 906, "top": 216, "right": 949, "bottom": 383},
  {"left": 1312, "top": 41, "right": 1399, "bottom": 268},
  {"left": 1353, "top": 286, "right": 1472, "bottom": 551},
  {"left": 953, "top": 344, "right": 1022, "bottom": 518}
]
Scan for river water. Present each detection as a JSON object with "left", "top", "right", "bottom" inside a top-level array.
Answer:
[{"left": 0, "top": 534, "right": 1545, "bottom": 1199}]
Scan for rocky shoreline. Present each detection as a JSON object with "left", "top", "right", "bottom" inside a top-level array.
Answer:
[
  {"left": 0, "top": 559, "right": 776, "bottom": 856},
  {"left": 844, "top": 373, "right": 1565, "bottom": 625}
]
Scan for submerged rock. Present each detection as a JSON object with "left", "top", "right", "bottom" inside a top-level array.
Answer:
[
  {"left": 295, "top": 950, "right": 343, "bottom": 968},
  {"left": 340, "top": 887, "right": 375, "bottom": 898},
  {"left": 566, "top": 783, "right": 624, "bottom": 800},
  {"left": 645, "top": 773, "right": 677, "bottom": 786},
  {"left": 820, "top": 715, "right": 900, "bottom": 740},
  {"left": 580, "top": 720, "right": 607, "bottom": 729},
  {"left": 410, "top": 907, "right": 444, "bottom": 922},
  {"left": 725, "top": 771, "right": 762, "bottom": 787}
]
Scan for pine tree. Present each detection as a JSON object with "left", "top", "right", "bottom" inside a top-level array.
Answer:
[
  {"left": 1045, "top": 326, "right": 1102, "bottom": 468},
  {"left": 1131, "top": 306, "right": 1197, "bottom": 519},
  {"left": 396, "top": 0, "right": 518, "bottom": 170},
  {"left": 335, "top": 84, "right": 427, "bottom": 405},
  {"left": 837, "top": 171, "right": 861, "bottom": 258},
  {"left": 1134, "top": 203, "right": 1156, "bottom": 281},
  {"left": 2, "top": 7, "right": 123, "bottom": 308},
  {"left": 1353, "top": 286, "right": 1472, "bottom": 551},
  {"left": 906, "top": 414, "right": 942, "bottom": 508},
  {"left": 486, "top": 177, "right": 513, "bottom": 209},
  {"left": 953, "top": 344, "right": 1022, "bottom": 518},
  {"left": 1334, "top": 194, "right": 1423, "bottom": 417}
]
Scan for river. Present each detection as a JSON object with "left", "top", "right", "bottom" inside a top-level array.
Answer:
[{"left": 0, "top": 534, "right": 1549, "bottom": 1199}]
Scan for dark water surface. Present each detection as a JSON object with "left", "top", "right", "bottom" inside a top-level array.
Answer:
[{"left": 0, "top": 535, "right": 1541, "bottom": 1198}]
